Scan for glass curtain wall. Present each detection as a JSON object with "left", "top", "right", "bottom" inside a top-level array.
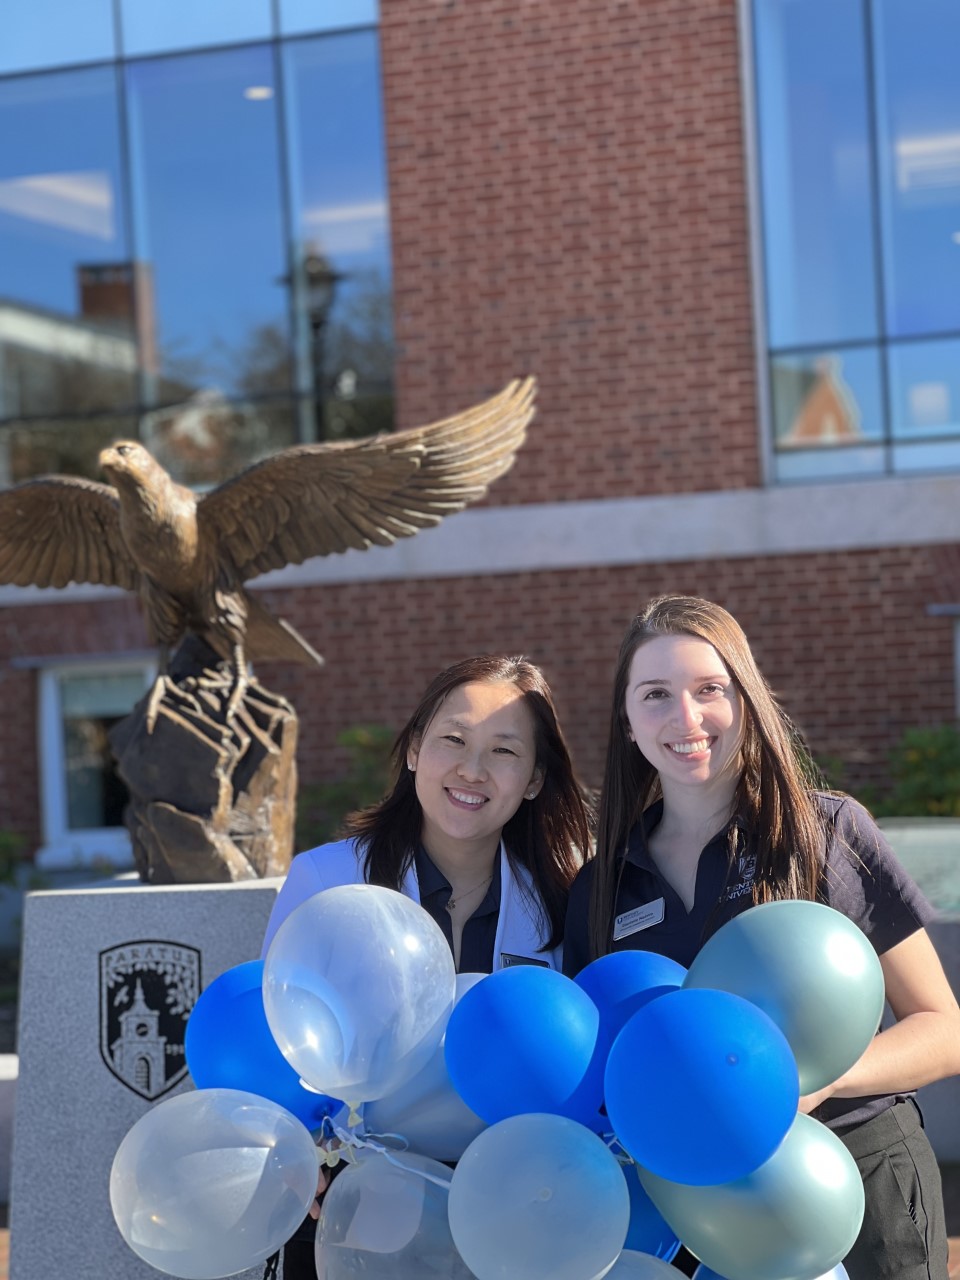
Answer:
[
  {"left": 753, "top": 0, "right": 960, "bottom": 481},
  {"left": 0, "top": 0, "right": 389, "bottom": 488}
]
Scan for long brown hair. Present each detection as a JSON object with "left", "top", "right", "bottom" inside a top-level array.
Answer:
[
  {"left": 343, "top": 655, "right": 592, "bottom": 950},
  {"left": 588, "top": 596, "right": 825, "bottom": 960}
]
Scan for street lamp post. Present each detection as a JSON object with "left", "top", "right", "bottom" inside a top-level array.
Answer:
[{"left": 303, "top": 251, "right": 344, "bottom": 438}]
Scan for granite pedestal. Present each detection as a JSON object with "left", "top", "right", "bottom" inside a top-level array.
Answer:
[{"left": 9, "top": 877, "right": 283, "bottom": 1280}]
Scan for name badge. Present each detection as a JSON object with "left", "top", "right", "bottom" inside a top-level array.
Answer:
[
  {"left": 500, "top": 952, "right": 550, "bottom": 969},
  {"left": 613, "top": 898, "right": 665, "bottom": 941}
]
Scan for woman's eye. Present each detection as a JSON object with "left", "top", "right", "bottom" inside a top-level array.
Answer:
[
  {"left": 493, "top": 746, "right": 517, "bottom": 756},
  {"left": 700, "top": 683, "right": 725, "bottom": 697},
  {"left": 443, "top": 734, "right": 464, "bottom": 745},
  {"left": 643, "top": 688, "right": 668, "bottom": 701}
]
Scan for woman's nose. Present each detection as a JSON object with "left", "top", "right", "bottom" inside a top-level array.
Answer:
[
  {"left": 457, "top": 750, "right": 487, "bottom": 781},
  {"left": 676, "top": 692, "right": 703, "bottom": 730}
]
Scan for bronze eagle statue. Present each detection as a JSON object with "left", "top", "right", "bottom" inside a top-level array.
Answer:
[{"left": 0, "top": 377, "right": 535, "bottom": 714}]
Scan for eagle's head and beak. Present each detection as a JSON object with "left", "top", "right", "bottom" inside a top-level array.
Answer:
[{"left": 99, "top": 441, "right": 165, "bottom": 493}]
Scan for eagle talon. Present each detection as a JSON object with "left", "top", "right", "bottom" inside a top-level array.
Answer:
[{"left": 145, "top": 675, "right": 172, "bottom": 734}]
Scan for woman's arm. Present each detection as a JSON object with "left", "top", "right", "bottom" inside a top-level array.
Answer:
[
  {"left": 799, "top": 928, "right": 960, "bottom": 1112},
  {"left": 260, "top": 851, "right": 327, "bottom": 959}
]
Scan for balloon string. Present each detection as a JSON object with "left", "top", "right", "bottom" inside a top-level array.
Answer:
[{"left": 319, "top": 1113, "right": 453, "bottom": 1192}]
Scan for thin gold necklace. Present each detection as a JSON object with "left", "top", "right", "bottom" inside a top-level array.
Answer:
[{"left": 446, "top": 873, "right": 494, "bottom": 912}]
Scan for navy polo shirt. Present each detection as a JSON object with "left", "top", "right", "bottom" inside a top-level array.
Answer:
[{"left": 414, "top": 846, "right": 502, "bottom": 975}]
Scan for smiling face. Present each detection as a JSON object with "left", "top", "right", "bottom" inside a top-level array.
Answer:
[
  {"left": 407, "top": 679, "right": 544, "bottom": 865},
  {"left": 624, "top": 633, "right": 744, "bottom": 802}
]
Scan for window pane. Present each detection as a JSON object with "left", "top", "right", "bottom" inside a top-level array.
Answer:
[
  {"left": 753, "top": 0, "right": 878, "bottom": 348},
  {"left": 0, "top": 69, "right": 137, "bottom": 420},
  {"left": 283, "top": 31, "right": 392, "bottom": 438},
  {"left": 139, "top": 394, "right": 298, "bottom": 486},
  {"left": 0, "top": 0, "right": 115, "bottom": 75},
  {"left": 62, "top": 672, "right": 146, "bottom": 831},
  {"left": 874, "top": 0, "right": 960, "bottom": 337},
  {"left": 125, "top": 46, "right": 292, "bottom": 406},
  {"left": 0, "top": 413, "right": 137, "bottom": 484},
  {"left": 280, "top": 0, "right": 378, "bottom": 37},
  {"left": 888, "top": 337, "right": 960, "bottom": 441},
  {"left": 770, "top": 347, "right": 886, "bottom": 481},
  {"left": 120, "top": 0, "right": 272, "bottom": 59}
]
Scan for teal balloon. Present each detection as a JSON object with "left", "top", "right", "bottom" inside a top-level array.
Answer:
[
  {"left": 694, "top": 1266, "right": 849, "bottom": 1279},
  {"left": 638, "top": 1113, "right": 865, "bottom": 1280},
  {"left": 684, "top": 900, "right": 885, "bottom": 1094}
]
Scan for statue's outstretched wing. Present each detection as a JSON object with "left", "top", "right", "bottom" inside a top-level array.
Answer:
[
  {"left": 0, "top": 476, "right": 139, "bottom": 590},
  {"left": 198, "top": 376, "right": 535, "bottom": 581}
]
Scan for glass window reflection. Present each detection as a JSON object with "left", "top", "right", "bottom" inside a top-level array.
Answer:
[
  {"left": 125, "top": 46, "right": 292, "bottom": 407},
  {"left": 0, "top": 68, "right": 137, "bottom": 420},
  {"left": 753, "top": 0, "right": 878, "bottom": 349},
  {"left": 283, "top": 30, "right": 392, "bottom": 440},
  {"left": 874, "top": 0, "right": 960, "bottom": 337},
  {"left": 120, "top": 0, "right": 272, "bottom": 59},
  {"left": 280, "top": 0, "right": 378, "bottom": 37},
  {"left": 0, "top": 0, "right": 114, "bottom": 76},
  {"left": 770, "top": 347, "right": 886, "bottom": 482}
]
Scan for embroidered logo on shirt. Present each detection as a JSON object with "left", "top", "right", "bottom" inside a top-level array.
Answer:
[
  {"left": 499, "top": 952, "right": 550, "bottom": 969},
  {"left": 722, "top": 853, "right": 757, "bottom": 902},
  {"left": 613, "top": 898, "right": 666, "bottom": 941}
]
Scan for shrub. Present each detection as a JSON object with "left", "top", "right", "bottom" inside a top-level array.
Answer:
[
  {"left": 296, "top": 724, "right": 394, "bottom": 849},
  {"left": 872, "top": 725, "right": 960, "bottom": 818}
]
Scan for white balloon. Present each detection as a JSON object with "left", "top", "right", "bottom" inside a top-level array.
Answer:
[
  {"left": 263, "top": 884, "right": 456, "bottom": 1103},
  {"left": 363, "top": 972, "right": 487, "bottom": 1161},
  {"left": 448, "top": 1113, "right": 630, "bottom": 1280},
  {"left": 110, "top": 1088, "right": 319, "bottom": 1279},
  {"left": 315, "top": 1147, "right": 474, "bottom": 1279}
]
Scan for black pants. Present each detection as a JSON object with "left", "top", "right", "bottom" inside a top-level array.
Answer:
[{"left": 837, "top": 1098, "right": 949, "bottom": 1280}]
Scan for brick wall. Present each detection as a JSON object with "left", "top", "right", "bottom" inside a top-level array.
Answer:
[
  {"left": 0, "top": 542, "right": 954, "bottom": 855},
  {"left": 381, "top": 0, "right": 761, "bottom": 503}
]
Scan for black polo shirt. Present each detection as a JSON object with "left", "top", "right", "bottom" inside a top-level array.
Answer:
[
  {"left": 414, "top": 846, "right": 502, "bottom": 974},
  {"left": 563, "top": 793, "right": 937, "bottom": 1132}
]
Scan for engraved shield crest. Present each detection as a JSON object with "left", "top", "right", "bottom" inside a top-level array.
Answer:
[{"left": 99, "top": 940, "right": 201, "bottom": 1100}]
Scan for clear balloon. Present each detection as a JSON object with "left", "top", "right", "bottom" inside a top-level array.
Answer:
[
  {"left": 110, "top": 1087, "right": 320, "bottom": 1279},
  {"left": 638, "top": 1113, "right": 864, "bottom": 1280},
  {"left": 363, "top": 973, "right": 487, "bottom": 1161},
  {"left": 444, "top": 967, "right": 604, "bottom": 1127},
  {"left": 621, "top": 1160, "right": 680, "bottom": 1261},
  {"left": 684, "top": 901, "right": 885, "bottom": 1093},
  {"left": 263, "top": 884, "right": 456, "bottom": 1103},
  {"left": 315, "top": 1147, "right": 473, "bottom": 1279},
  {"left": 186, "top": 960, "right": 338, "bottom": 1128},
  {"left": 605, "top": 1252, "right": 686, "bottom": 1278},
  {"left": 448, "top": 1113, "right": 630, "bottom": 1280},
  {"left": 605, "top": 987, "right": 799, "bottom": 1185}
]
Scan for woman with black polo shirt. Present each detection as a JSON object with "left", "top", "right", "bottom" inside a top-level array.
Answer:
[
  {"left": 261, "top": 653, "right": 593, "bottom": 1280},
  {"left": 563, "top": 595, "right": 960, "bottom": 1280}
]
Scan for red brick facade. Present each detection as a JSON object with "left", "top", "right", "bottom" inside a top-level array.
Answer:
[{"left": 0, "top": 0, "right": 957, "bottom": 857}]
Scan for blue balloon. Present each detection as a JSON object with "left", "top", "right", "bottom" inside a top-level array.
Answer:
[
  {"left": 444, "top": 967, "right": 604, "bottom": 1126},
  {"left": 576, "top": 950, "right": 686, "bottom": 1055},
  {"left": 604, "top": 987, "right": 799, "bottom": 1185},
  {"left": 621, "top": 1160, "right": 680, "bottom": 1261},
  {"left": 185, "top": 960, "right": 337, "bottom": 1128}
]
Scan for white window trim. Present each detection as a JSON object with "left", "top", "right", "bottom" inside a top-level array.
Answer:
[{"left": 36, "top": 658, "right": 156, "bottom": 871}]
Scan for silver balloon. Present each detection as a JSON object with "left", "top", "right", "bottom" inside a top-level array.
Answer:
[
  {"left": 263, "top": 884, "right": 457, "bottom": 1104},
  {"left": 684, "top": 900, "right": 885, "bottom": 1093},
  {"left": 638, "top": 1113, "right": 864, "bottom": 1280},
  {"left": 693, "top": 1265, "right": 849, "bottom": 1279},
  {"left": 315, "top": 1147, "right": 473, "bottom": 1278},
  {"left": 448, "top": 1113, "right": 630, "bottom": 1280},
  {"left": 110, "top": 1088, "right": 320, "bottom": 1279}
]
